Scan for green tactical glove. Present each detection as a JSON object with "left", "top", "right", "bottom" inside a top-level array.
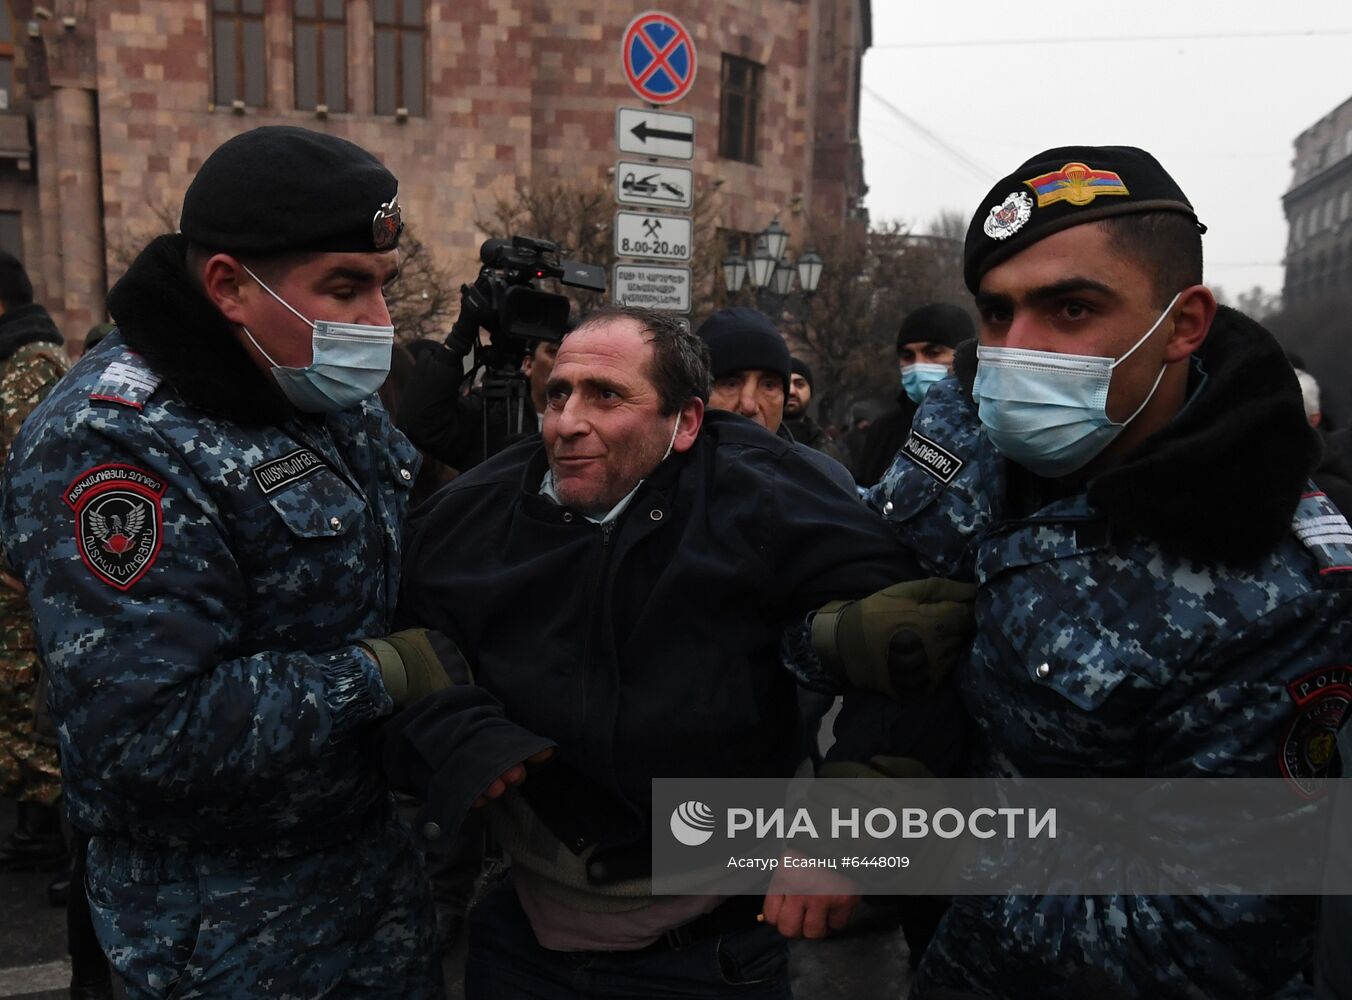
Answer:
[
  {"left": 360, "top": 628, "right": 471, "bottom": 710},
  {"left": 811, "top": 577, "right": 977, "bottom": 700}
]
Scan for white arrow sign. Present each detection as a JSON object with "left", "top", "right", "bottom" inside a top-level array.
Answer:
[
  {"left": 615, "top": 211, "right": 692, "bottom": 262},
  {"left": 616, "top": 107, "right": 695, "bottom": 160},
  {"left": 613, "top": 264, "right": 692, "bottom": 312},
  {"left": 615, "top": 160, "right": 694, "bottom": 210}
]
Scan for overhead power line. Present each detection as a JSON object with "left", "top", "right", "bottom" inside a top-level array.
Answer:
[
  {"left": 861, "top": 85, "right": 997, "bottom": 182},
  {"left": 872, "top": 29, "right": 1352, "bottom": 49}
]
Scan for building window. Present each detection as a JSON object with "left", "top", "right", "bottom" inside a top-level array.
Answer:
[
  {"left": 294, "top": 0, "right": 347, "bottom": 112},
  {"left": 719, "top": 55, "right": 763, "bottom": 164},
  {"left": 1294, "top": 213, "right": 1304, "bottom": 245},
  {"left": 0, "top": 2, "right": 15, "bottom": 108},
  {"left": 0, "top": 211, "right": 20, "bottom": 260},
  {"left": 1326, "top": 197, "right": 1337, "bottom": 230},
  {"left": 1343, "top": 190, "right": 1351, "bottom": 222},
  {"left": 1345, "top": 129, "right": 1352, "bottom": 157},
  {"left": 374, "top": 0, "right": 424, "bottom": 116},
  {"left": 212, "top": 0, "right": 267, "bottom": 108},
  {"left": 718, "top": 228, "right": 756, "bottom": 260}
]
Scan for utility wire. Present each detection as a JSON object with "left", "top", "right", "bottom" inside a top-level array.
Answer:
[
  {"left": 861, "top": 86, "right": 997, "bottom": 182},
  {"left": 872, "top": 29, "right": 1352, "bottom": 49}
]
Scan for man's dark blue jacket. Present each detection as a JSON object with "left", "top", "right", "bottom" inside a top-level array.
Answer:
[{"left": 388, "top": 410, "right": 918, "bottom": 863}]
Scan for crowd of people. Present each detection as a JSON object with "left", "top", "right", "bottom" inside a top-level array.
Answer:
[{"left": 1, "top": 125, "right": 1350, "bottom": 1000}]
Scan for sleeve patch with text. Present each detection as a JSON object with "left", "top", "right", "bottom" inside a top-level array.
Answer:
[{"left": 65, "top": 464, "right": 167, "bottom": 591}]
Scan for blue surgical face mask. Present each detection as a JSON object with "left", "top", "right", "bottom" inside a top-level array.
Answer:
[
  {"left": 900, "top": 362, "right": 950, "bottom": 405},
  {"left": 240, "top": 264, "right": 394, "bottom": 414},
  {"left": 972, "top": 292, "right": 1181, "bottom": 478}
]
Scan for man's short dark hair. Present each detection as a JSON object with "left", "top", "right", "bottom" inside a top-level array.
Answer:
[
  {"left": 570, "top": 306, "right": 711, "bottom": 416},
  {"left": 0, "top": 251, "right": 34, "bottom": 311},
  {"left": 1099, "top": 212, "right": 1203, "bottom": 306}
]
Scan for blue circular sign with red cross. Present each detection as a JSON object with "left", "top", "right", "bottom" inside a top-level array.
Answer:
[{"left": 622, "top": 11, "right": 698, "bottom": 106}]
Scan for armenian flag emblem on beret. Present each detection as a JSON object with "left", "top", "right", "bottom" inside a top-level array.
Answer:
[{"left": 1023, "top": 162, "right": 1130, "bottom": 209}]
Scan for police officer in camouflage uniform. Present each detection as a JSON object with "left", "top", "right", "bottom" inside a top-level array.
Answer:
[
  {"left": 0, "top": 127, "right": 485, "bottom": 998},
  {"left": 867, "top": 146, "right": 1352, "bottom": 998},
  {"left": 0, "top": 250, "right": 67, "bottom": 868}
]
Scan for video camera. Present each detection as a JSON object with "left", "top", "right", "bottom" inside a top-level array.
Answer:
[
  {"left": 456, "top": 235, "right": 606, "bottom": 351},
  {"left": 443, "top": 235, "right": 605, "bottom": 461}
]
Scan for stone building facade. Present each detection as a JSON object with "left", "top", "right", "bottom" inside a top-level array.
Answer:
[
  {"left": 1, "top": 0, "right": 869, "bottom": 348},
  {"left": 1283, "top": 94, "right": 1352, "bottom": 308}
]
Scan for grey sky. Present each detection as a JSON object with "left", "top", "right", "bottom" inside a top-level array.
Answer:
[{"left": 860, "top": 2, "right": 1352, "bottom": 299}]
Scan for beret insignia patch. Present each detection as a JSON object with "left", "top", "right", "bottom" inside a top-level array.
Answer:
[
  {"left": 1023, "top": 161, "right": 1130, "bottom": 209},
  {"left": 65, "top": 464, "right": 167, "bottom": 591},
  {"left": 982, "top": 191, "right": 1033, "bottom": 241},
  {"left": 372, "top": 195, "right": 403, "bottom": 252}
]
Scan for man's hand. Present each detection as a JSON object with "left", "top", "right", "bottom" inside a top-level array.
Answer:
[
  {"left": 472, "top": 747, "right": 555, "bottom": 807},
  {"left": 0, "top": 569, "right": 25, "bottom": 597},
  {"left": 761, "top": 855, "right": 860, "bottom": 939}
]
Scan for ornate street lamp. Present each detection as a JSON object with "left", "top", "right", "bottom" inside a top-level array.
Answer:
[
  {"left": 747, "top": 245, "right": 778, "bottom": 290},
  {"left": 761, "top": 218, "right": 789, "bottom": 263},
  {"left": 797, "top": 249, "right": 823, "bottom": 295},
  {"left": 723, "top": 220, "right": 826, "bottom": 311},
  {"left": 722, "top": 254, "right": 747, "bottom": 294},
  {"left": 772, "top": 256, "right": 796, "bottom": 297}
]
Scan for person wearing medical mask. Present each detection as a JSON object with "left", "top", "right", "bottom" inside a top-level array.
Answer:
[
  {"left": 865, "top": 146, "right": 1343, "bottom": 999},
  {"left": 0, "top": 126, "right": 483, "bottom": 998},
  {"left": 854, "top": 303, "right": 975, "bottom": 487}
]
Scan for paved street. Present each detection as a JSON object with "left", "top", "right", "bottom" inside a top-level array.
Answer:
[{"left": 2, "top": 795, "right": 911, "bottom": 999}]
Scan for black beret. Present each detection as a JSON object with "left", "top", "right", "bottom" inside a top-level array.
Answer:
[
  {"left": 180, "top": 126, "right": 402, "bottom": 256},
  {"left": 694, "top": 308, "right": 790, "bottom": 389},
  {"left": 897, "top": 303, "right": 974, "bottom": 352},
  {"left": 790, "top": 357, "right": 813, "bottom": 391},
  {"left": 964, "top": 145, "right": 1201, "bottom": 293}
]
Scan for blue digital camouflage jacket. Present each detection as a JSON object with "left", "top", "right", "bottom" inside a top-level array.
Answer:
[
  {"left": 867, "top": 308, "right": 1352, "bottom": 998},
  {"left": 0, "top": 331, "right": 419, "bottom": 856}
]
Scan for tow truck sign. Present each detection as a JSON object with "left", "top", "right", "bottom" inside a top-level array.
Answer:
[
  {"left": 619, "top": 160, "right": 692, "bottom": 210},
  {"left": 615, "top": 160, "right": 693, "bottom": 211}
]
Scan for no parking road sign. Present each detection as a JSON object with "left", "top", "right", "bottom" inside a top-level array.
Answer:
[{"left": 622, "top": 11, "right": 698, "bottom": 105}]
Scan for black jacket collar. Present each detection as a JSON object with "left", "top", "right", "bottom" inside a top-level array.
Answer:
[
  {"left": 953, "top": 306, "right": 1318, "bottom": 562},
  {"left": 0, "top": 302, "right": 63, "bottom": 363},
  {"left": 105, "top": 234, "right": 293, "bottom": 425}
]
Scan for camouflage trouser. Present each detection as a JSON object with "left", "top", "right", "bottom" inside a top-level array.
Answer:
[
  {"left": 86, "top": 809, "right": 443, "bottom": 999},
  {"left": 0, "top": 644, "right": 62, "bottom": 806}
]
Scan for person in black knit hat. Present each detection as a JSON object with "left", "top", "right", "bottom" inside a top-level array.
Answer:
[
  {"left": 696, "top": 307, "right": 854, "bottom": 492},
  {"left": 853, "top": 303, "right": 975, "bottom": 487}
]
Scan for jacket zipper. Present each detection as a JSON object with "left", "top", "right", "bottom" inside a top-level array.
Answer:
[{"left": 575, "top": 520, "right": 617, "bottom": 770}]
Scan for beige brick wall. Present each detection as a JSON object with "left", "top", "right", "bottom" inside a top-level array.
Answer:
[{"left": 27, "top": 0, "right": 866, "bottom": 342}]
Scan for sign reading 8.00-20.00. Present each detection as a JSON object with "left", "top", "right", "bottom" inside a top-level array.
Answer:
[{"left": 614, "top": 211, "right": 692, "bottom": 262}]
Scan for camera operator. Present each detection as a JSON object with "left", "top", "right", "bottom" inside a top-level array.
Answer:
[
  {"left": 521, "top": 339, "right": 559, "bottom": 420},
  {"left": 397, "top": 237, "right": 602, "bottom": 471}
]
